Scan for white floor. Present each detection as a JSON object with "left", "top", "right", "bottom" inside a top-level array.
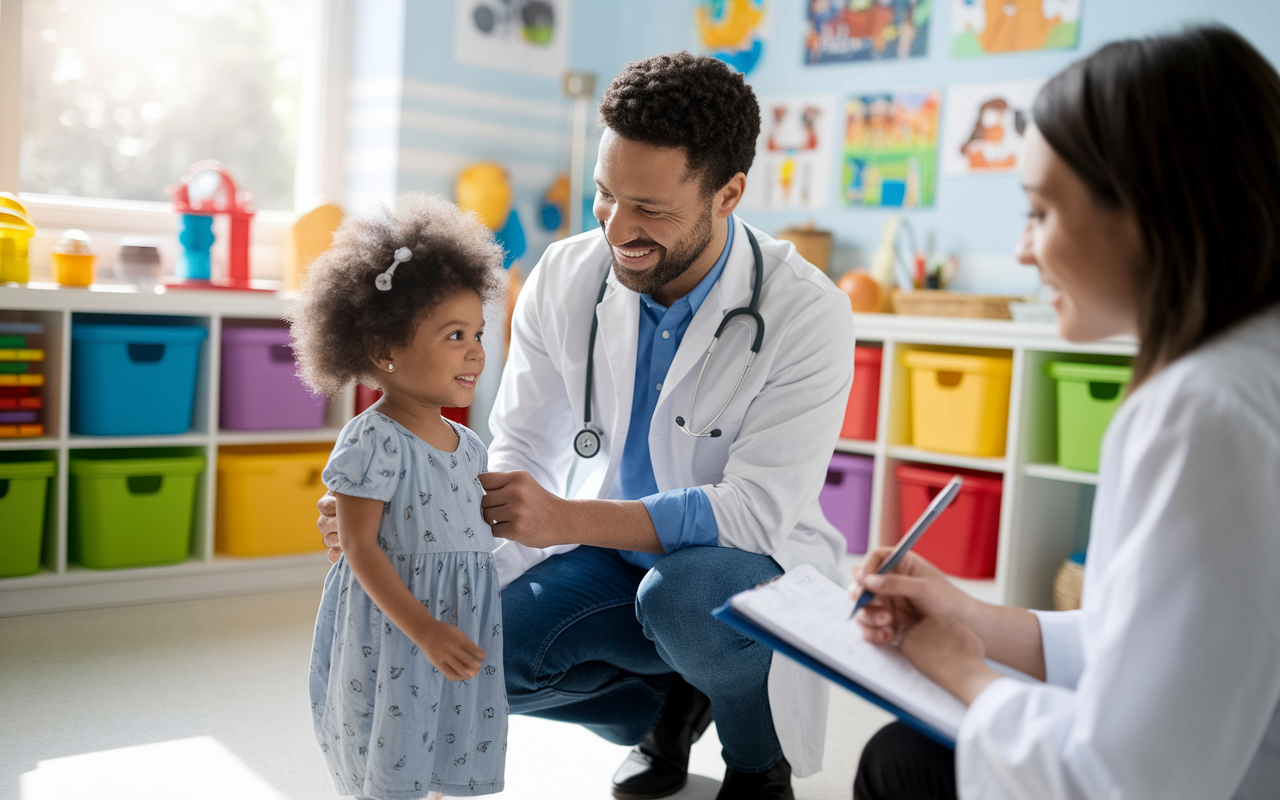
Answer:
[{"left": 0, "top": 587, "right": 892, "bottom": 800}]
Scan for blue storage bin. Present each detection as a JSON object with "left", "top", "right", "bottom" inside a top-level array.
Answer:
[{"left": 71, "top": 323, "right": 207, "bottom": 435}]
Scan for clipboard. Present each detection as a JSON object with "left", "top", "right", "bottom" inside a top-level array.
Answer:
[{"left": 712, "top": 599, "right": 958, "bottom": 749}]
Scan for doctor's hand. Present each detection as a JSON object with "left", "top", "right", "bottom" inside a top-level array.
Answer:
[
  {"left": 479, "top": 470, "right": 568, "bottom": 548},
  {"left": 850, "top": 548, "right": 979, "bottom": 646},
  {"left": 317, "top": 492, "right": 342, "bottom": 563}
]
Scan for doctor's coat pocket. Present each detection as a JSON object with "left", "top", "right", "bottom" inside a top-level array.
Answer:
[{"left": 691, "top": 414, "right": 743, "bottom": 483}]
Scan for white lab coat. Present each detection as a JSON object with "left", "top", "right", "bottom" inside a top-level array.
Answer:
[
  {"left": 958, "top": 306, "right": 1280, "bottom": 799},
  {"left": 487, "top": 216, "right": 856, "bottom": 777}
]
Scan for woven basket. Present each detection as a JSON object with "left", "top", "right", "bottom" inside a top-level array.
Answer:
[
  {"left": 1053, "top": 559, "right": 1086, "bottom": 611},
  {"left": 890, "top": 289, "right": 1021, "bottom": 320}
]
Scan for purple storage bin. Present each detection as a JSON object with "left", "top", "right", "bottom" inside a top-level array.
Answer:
[
  {"left": 819, "top": 453, "right": 875, "bottom": 554},
  {"left": 220, "top": 327, "right": 326, "bottom": 430}
]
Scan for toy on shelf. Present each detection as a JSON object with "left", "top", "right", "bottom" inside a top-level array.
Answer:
[
  {"left": 115, "top": 239, "right": 163, "bottom": 285},
  {"left": 284, "top": 202, "right": 343, "bottom": 292},
  {"left": 0, "top": 194, "right": 36, "bottom": 285},
  {"left": 51, "top": 229, "right": 97, "bottom": 287},
  {"left": 776, "top": 222, "right": 833, "bottom": 273},
  {"left": 0, "top": 321, "right": 46, "bottom": 437},
  {"left": 167, "top": 160, "right": 274, "bottom": 291},
  {"left": 538, "top": 174, "right": 570, "bottom": 237}
]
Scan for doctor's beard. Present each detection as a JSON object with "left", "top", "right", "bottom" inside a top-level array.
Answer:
[{"left": 601, "top": 205, "right": 715, "bottom": 297}]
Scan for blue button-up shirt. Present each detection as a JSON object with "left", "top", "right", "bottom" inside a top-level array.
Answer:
[{"left": 614, "top": 220, "right": 735, "bottom": 569}]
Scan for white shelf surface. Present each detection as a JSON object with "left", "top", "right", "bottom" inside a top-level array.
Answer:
[
  {"left": 834, "top": 438, "right": 876, "bottom": 456},
  {"left": 1024, "top": 463, "right": 1100, "bottom": 485},
  {"left": 885, "top": 445, "right": 1008, "bottom": 474},
  {"left": 216, "top": 428, "right": 343, "bottom": 445},
  {"left": 0, "top": 436, "right": 59, "bottom": 450},
  {"left": 66, "top": 433, "right": 211, "bottom": 449}
]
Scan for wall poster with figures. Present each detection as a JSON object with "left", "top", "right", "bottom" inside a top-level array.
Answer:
[
  {"left": 952, "top": 0, "right": 1082, "bottom": 57},
  {"left": 842, "top": 89, "right": 940, "bottom": 208},
  {"left": 941, "top": 79, "right": 1045, "bottom": 176},
  {"left": 741, "top": 95, "right": 837, "bottom": 211},
  {"left": 453, "top": 0, "right": 569, "bottom": 78},
  {"left": 805, "top": 0, "right": 931, "bottom": 65}
]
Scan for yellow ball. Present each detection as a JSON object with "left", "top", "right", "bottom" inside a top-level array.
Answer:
[{"left": 456, "top": 163, "right": 512, "bottom": 231}]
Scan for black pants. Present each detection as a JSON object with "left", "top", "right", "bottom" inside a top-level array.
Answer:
[{"left": 853, "top": 722, "right": 958, "bottom": 800}]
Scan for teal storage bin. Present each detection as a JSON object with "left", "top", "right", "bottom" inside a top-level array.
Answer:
[
  {"left": 71, "top": 322, "right": 207, "bottom": 435},
  {"left": 0, "top": 452, "right": 55, "bottom": 578},
  {"left": 69, "top": 449, "right": 204, "bottom": 569},
  {"left": 1045, "top": 362, "right": 1132, "bottom": 472}
]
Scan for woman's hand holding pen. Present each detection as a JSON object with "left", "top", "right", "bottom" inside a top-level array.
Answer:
[{"left": 851, "top": 547, "right": 1002, "bottom": 705}]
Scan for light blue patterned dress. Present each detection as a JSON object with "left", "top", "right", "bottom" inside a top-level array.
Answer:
[{"left": 310, "top": 410, "right": 506, "bottom": 799}]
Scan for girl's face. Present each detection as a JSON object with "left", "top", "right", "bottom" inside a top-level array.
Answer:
[
  {"left": 376, "top": 290, "right": 486, "bottom": 410},
  {"left": 1016, "top": 126, "right": 1143, "bottom": 342}
]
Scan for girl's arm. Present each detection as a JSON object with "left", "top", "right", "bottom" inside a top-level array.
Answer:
[{"left": 335, "top": 492, "right": 485, "bottom": 681}]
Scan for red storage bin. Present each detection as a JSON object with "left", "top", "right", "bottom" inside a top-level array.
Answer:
[
  {"left": 841, "top": 346, "right": 882, "bottom": 441},
  {"left": 895, "top": 464, "right": 1002, "bottom": 578}
]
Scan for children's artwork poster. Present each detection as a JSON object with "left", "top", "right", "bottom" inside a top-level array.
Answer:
[
  {"left": 453, "top": 0, "right": 569, "bottom": 78},
  {"left": 941, "top": 79, "right": 1044, "bottom": 176},
  {"left": 805, "top": 0, "right": 930, "bottom": 65},
  {"left": 952, "top": 0, "right": 1082, "bottom": 58},
  {"left": 741, "top": 95, "right": 838, "bottom": 211},
  {"left": 695, "top": 0, "right": 767, "bottom": 75},
  {"left": 842, "top": 89, "right": 941, "bottom": 208}
]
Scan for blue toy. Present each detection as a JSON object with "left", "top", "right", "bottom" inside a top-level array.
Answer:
[{"left": 177, "top": 214, "right": 215, "bottom": 280}]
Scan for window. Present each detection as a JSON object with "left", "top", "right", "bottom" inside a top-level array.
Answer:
[
  {"left": 20, "top": 0, "right": 305, "bottom": 211},
  {"left": 0, "top": 0, "right": 345, "bottom": 281}
]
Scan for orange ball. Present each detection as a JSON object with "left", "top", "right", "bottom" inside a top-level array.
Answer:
[{"left": 837, "top": 271, "right": 884, "bottom": 313}]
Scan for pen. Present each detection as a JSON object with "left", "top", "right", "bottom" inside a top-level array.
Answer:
[{"left": 850, "top": 475, "right": 964, "bottom": 619}]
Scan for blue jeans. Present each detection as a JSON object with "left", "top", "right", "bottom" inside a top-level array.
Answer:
[{"left": 502, "top": 545, "right": 785, "bottom": 772}]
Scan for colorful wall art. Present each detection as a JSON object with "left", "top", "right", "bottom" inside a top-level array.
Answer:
[
  {"left": 952, "top": 0, "right": 1082, "bottom": 57},
  {"left": 805, "top": 0, "right": 931, "bottom": 65},
  {"left": 453, "top": 0, "right": 570, "bottom": 78},
  {"left": 941, "top": 79, "right": 1044, "bottom": 175},
  {"left": 696, "top": 0, "right": 768, "bottom": 75},
  {"left": 742, "top": 95, "right": 838, "bottom": 210},
  {"left": 842, "top": 89, "right": 941, "bottom": 208}
]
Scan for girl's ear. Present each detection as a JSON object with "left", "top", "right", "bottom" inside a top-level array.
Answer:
[{"left": 371, "top": 351, "right": 393, "bottom": 374}]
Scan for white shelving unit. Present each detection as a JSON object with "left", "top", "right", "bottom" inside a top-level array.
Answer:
[
  {"left": 0, "top": 283, "right": 352, "bottom": 616},
  {"left": 1, "top": 286, "right": 1135, "bottom": 616},
  {"left": 833, "top": 314, "right": 1134, "bottom": 610}
]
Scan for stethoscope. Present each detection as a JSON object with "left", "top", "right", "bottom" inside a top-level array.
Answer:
[{"left": 573, "top": 226, "right": 766, "bottom": 459}]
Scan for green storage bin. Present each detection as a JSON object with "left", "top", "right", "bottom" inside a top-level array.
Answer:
[
  {"left": 69, "top": 449, "right": 204, "bottom": 569},
  {"left": 1045, "top": 362, "right": 1133, "bottom": 472},
  {"left": 0, "top": 453, "right": 55, "bottom": 578}
]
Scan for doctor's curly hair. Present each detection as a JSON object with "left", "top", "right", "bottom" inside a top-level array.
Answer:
[
  {"left": 286, "top": 193, "right": 505, "bottom": 397},
  {"left": 599, "top": 52, "right": 760, "bottom": 197}
]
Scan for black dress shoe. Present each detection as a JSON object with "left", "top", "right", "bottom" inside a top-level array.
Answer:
[
  {"left": 611, "top": 674, "right": 714, "bottom": 799},
  {"left": 715, "top": 755, "right": 795, "bottom": 800}
]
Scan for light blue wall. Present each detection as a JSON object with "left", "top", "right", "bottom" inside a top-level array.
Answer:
[
  {"left": 595, "top": 0, "right": 1280, "bottom": 291},
  {"left": 347, "top": 0, "right": 1280, "bottom": 292}
]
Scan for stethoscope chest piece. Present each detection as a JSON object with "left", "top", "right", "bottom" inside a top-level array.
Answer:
[{"left": 574, "top": 427, "right": 601, "bottom": 458}]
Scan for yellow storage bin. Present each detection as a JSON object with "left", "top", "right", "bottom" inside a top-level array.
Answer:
[
  {"left": 216, "top": 443, "right": 333, "bottom": 556},
  {"left": 903, "top": 350, "right": 1012, "bottom": 457}
]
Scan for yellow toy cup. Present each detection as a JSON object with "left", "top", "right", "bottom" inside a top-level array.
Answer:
[{"left": 52, "top": 229, "right": 96, "bottom": 287}]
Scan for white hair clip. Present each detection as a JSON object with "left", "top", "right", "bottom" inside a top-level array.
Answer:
[{"left": 375, "top": 247, "right": 413, "bottom": 291}]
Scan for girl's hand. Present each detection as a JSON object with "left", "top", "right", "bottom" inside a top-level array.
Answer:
[
  {"left": 900, "top": 617, "right": 1000, "bottom": 705},
  {"left": 414, "top": 621, "right": 486, "bottom": 682},
  {"left": 850, "top": 548, "right": 979, "bottom": 646}
]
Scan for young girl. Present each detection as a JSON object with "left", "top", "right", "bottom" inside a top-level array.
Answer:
[
  {"left": 850, "top": 26, "right": 1280, "bottom": 800},
  {"left": 287, "top": 193, "right": 508, "bottom": 799}
]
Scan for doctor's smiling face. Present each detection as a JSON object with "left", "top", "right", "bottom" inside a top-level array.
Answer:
[
  {"left": 594, "top": 128, "right": 744, "bottom": 306},
  {"left": 1016, "top": 126, "right": 1143, "bottom": 343}
]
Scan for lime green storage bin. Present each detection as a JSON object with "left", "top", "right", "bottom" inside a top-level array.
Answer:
[
  {"left": 0, "top": 453, "right": 56, "bottom": 577},
  {"left": 69, "top": 449, "right": 204, "bottom": 569},
  {"left": 1045, "top": 362, "right": 1132, "bottom": 472}
]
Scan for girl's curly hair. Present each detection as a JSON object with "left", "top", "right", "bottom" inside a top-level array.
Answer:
[{"left": 286, "top": 193, "right": 505, "bottom": 397}]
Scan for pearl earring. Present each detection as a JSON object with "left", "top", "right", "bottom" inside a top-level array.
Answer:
[{"left": 386, "top": 363, "right": 395, "bottom": 373}]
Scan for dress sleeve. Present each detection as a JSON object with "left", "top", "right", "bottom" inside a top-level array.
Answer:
[{"left": 322, "top": 414, "right": 402, "bottom": 502}]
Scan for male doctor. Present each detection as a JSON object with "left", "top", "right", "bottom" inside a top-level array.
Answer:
[{"left": 322, "top": 52, "right": 855, "bottom": 799}]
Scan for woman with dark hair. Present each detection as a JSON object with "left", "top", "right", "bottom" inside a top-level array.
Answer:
[{"left": 850, "top": 25, "right": 1280, "bottom": 800}]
